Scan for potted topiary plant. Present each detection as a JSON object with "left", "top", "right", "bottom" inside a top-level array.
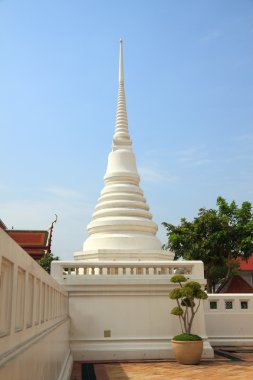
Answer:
[{"left": 169, "top": 274, "right": 208, "bottom": 364}]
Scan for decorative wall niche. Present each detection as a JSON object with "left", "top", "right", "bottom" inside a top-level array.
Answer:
[{"left": 0, "top": 257, "right": 13, "bottom": 337}]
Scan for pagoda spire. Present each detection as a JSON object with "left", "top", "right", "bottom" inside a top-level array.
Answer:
[
  {"left": 113, "top": 38, "right": 131, "bottom": 150},
  {"left": 119, "top": 38, "right": 124, "bottom": 83},
  {"left": 76, "top": 40, "right": 166, "bottom": 259}
]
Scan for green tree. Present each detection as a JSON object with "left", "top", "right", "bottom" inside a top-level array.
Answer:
[
  {"left": 163, "top": 197, "right": 253, "bottom": 293},
  {"left": 37, "top": 252, "right": 59, "bottom": 274}
]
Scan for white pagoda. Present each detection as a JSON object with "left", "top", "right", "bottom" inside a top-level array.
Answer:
[{"left": 75, "top": 39, "right": 173, "bottom": 262}]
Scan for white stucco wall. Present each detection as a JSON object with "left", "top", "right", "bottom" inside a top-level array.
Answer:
[
  {"left": 68, "top": 284, "right": 210, "bottom": 360},
  {"left": 204, "top": 294, "right": 253, "bottom": 346},
  {"left": 0, "top": 229, "right": 72, "bottom": 380},
  {"left": 3, "top": 228, "right": 253, "bottom": 374},
  {"left": 0, "top": 319, "right": 72, "bottom": 380},
  {"left": 52, "top": 260, "right": 213, "bottom": 360}
]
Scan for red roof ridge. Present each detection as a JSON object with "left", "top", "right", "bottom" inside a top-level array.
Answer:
[{"left": 217, "top": 275, "right": 253, "bottom": 293}]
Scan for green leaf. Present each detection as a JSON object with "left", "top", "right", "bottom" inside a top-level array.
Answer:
[
  {"left": 163, "top": 196, "right": 253, "bottom": 292},
  {"left": 171, "top": 306, "right": 184, "bottom": 316},
  {"left": 37, "top": 252, "right": 59, "bottom": 274},
  {"left": 170, "top": 274, "right": 187, "bottom": 283},
  {"left": 169, "top": 288, "right": 183, "bottom": 299}
]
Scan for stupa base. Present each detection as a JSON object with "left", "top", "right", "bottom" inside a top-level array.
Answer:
[{"left": 74, "top": 249, "right": 174, "bottom": 261}]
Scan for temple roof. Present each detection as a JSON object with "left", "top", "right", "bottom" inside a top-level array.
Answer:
[
  {"left": 1, "top": 216, "right": 57, "bottom": 260},
  {"left": 6, "top": 230, "right": 51, "bottom": 259},
  {"left": 216, "top": 275, "right": 253, "bottom": 293}
]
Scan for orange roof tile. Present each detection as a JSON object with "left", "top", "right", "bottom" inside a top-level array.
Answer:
[
  {"left": 237, "top": 255, "right": 253, "bottom": 271},
  {"left": 6, "top": 230, "right": 50, "bottom": 260},
  {"left": 7, "top": 230, "right": 48, "bottom": 246}
]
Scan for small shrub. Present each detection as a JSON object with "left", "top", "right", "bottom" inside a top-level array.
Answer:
[{"left": 169, "top": 275, "right": 208, "bottom": 339}]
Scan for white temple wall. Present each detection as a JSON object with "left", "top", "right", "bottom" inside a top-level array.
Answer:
[
  {"left": 204, "top": 294, "right": 253, "bottom": 346},
  {"left": 52, "top": 260, "right": 213, "bottom": 360},
  {"left": 1, "top": 232, "right": 253, "bottom": 375},
  {"left": 0, "top": 319, "right": 71, "bottom": 380},
  {"left": 68, "top": 286, "right": 210, "bottom": 361},
  {"left": 0, "top": 229, "right": 72, "bottom": 380}
]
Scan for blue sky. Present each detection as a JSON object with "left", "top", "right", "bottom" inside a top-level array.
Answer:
[{"left": 0, "top": 0, "right": 253, "bottom": 259}]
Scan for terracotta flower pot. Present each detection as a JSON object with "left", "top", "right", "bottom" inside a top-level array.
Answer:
[{"left": 171, "top": 339, "right": 203, "bottom": 365}]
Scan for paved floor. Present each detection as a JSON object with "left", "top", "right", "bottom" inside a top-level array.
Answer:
[{"left": 71, "top": 347, "right": 253, "bottom": 380}]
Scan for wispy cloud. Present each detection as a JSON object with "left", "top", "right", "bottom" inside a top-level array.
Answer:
[
  {"left": 43, "top": 186, "right": 85, "bottom": 199},
  {"left": 139, "top": 166, "right": 178, "bottom": 183},
  {"left": 200, "top": 30, "right": 222, "bottom": 44},
  {"left": 233, "top": 133, "right": 253, "bottom": 143},
  {"left": 175, "top": 147, "right": 211, "bottom": 167}
]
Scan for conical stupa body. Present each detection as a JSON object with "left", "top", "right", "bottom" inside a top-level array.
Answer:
[{"left": 74, "top": 40, "right": 173, "bottom": 261}]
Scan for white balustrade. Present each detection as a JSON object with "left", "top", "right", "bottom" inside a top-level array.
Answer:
[{"left": 51, "top": 260, "right": 200, "bottom": 279}]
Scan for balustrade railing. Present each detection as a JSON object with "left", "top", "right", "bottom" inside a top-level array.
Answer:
[{"left": 51, "top": 260, "right": 205, "bottom": 280}]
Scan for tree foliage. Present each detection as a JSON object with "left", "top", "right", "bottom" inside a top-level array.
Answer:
[
  {"left": 169, "top": 275, "right": 207, "bottom": 338},
  {"left": 37, "top": 252, "right": 59, "bottom": 274},
  {"left": 163, "top": 197, "right": 253, "bottom": 292}
]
